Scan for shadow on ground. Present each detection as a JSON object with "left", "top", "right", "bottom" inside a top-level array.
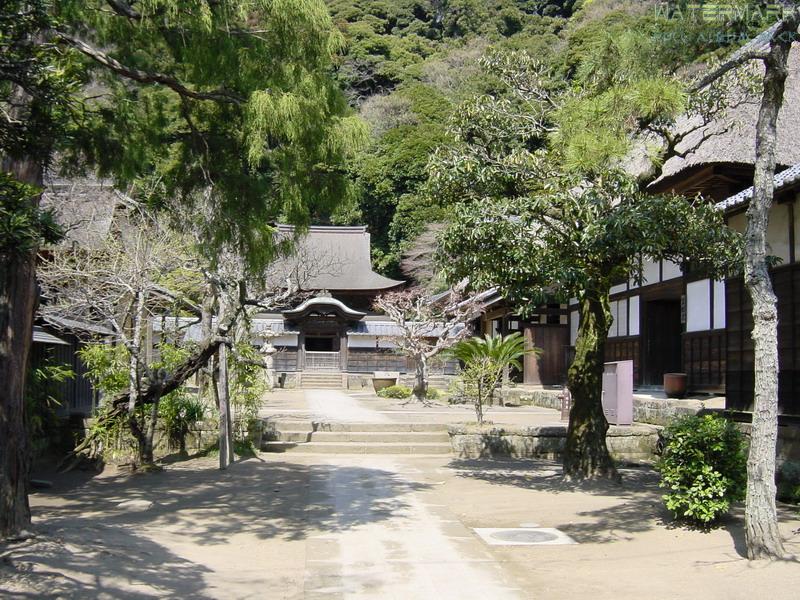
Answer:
[
  {"left": 446, "top": 457, "right": 680, "bottom": 544},
  {"left": 1, "top": 457, "right": 430, "bottom": 598}
]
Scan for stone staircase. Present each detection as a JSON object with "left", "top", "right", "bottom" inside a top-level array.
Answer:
[
  {"left": 262, "top": 418, "right": 452, "bottom": 455},
  {"left": 299, "top": 372, "right": 346, "bottom": 389}
]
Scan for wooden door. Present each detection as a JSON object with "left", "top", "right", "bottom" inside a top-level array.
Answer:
[
  {"left": 644, "top": 300, "right": 682, "bottom": 386},
  {"left": 523, "top": 325, "right": 569, "bottom": 386}
]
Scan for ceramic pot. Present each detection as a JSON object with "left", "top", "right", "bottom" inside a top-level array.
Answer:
[{"left": 663, "top": 373, "right": 688, "bottom": 399}]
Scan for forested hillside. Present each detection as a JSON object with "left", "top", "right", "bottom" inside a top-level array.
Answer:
[{"left": 328, "top": 0, "right": 772, "bottom": 280}]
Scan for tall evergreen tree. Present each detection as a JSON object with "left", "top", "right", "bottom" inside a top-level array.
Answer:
[{"left": 1, "top": 0, "right": 363, "bottom": 539}]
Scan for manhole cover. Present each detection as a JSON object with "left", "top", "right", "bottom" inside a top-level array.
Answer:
[
  {"left": 473, "top": 527, "right": 577, "bottom": 546},
  {"left": 491, "top": 529, "right": 558, "bottom": 544}
]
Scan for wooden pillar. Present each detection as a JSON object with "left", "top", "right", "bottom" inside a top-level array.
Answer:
[
  {"left": 297, "top": 331, "right": 305, "bottom": 371},
  {"left": 340, "top": 326, "right": 348, "bottom": 371},
  {"left": 523, "top": 325, "right": 541, "bottom": 385}
]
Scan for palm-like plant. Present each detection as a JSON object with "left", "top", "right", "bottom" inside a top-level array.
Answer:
[{"left": 449, "top": 332, "right": 540, "bottom": 423}]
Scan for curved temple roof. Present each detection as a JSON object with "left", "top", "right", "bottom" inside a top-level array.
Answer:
[
  {"left": 283, "top": 296, "right": 367, "bottom": 321},
  {"left": 275, "top": 225, "right": 404, "bottom": 292}
]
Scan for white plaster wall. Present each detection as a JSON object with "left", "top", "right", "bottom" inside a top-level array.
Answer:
[
  {"left": 727, "top": 212, "right": 746, "bottom": 233},
  {"left": 570, "top": 310, "right": 579, "bottom": 345},
  {"left": 629, "top": 296, "right": 640, "bottom": 336},
  {"left": 610, "top": 283, "right": 627, "bottom": 295},
  {"left": 608, "top": 301, "right": 619, "bottom": 338},
  {"left": 713, "top": 279, "right": 726, "bottom": 330},
  {"left": 642, "top": 258, "right": 660, "bottom": 286},
  {"left": 662, "top": 260, "right": 682, "bottom": 281},
  {"left": 271, "top": 334, "right": 298, "bottom": 347},
  {"left": 686, "top": 279, "right": 711, "bottom": 332},
  {"left": 348, "top": 335, "right": 377, "bottom": 349},
  {"left": 766, "top": 203, "right": 791, "bottom": 263},
  {"left": 617, "top": 298, "right": 628, "bottom": 337},
  {"left": 794, "top": 194, "right": 800, "bottom": 260},
  {"left": 348, "top": 335, "right": 396, "bottom": 349}
]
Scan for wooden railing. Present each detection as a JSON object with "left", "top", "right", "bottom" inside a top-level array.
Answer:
[{"left": 305, "top": 351, "right": 340, "bottom": 371}]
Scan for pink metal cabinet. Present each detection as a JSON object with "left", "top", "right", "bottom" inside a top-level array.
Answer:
[{"left": 601, "top": 360, "right": 634, "bottom": 426}]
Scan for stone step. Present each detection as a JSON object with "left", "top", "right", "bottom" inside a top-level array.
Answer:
[
  {"left": 274, "top": 430, "right": 314, "bottom": 443},
  {"left": 261, "top": 441, "right": 453, "bottom": 455},
  {"left": 300, "top": 373, "right": 345, "bottom": 389},
  {"left": 297, "top": 431, "right": 450, "bottom": 443},
  {"left": 313, "top": 422, "right": 448, "bottom": 433},
  {"left": 265, "top": 419, "right": 315, "bottom": 433}
]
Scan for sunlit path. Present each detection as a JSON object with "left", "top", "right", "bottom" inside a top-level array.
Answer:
[
  {"left": 304, "top": 389, "right": 390, "bottom": 423},
  {"left": 303, "top": 456, "right": 522, "bottom": 599}
]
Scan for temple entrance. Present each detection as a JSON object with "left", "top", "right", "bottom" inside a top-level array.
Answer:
[
  {"left": 303, "top": 334, "right": 341, "bottom": 371},
  {"left": 305, "top": 335, "right": 337, "bottom": 352},
  {"left": 643, "top": 299, "right": 682, "bottom": 386}
]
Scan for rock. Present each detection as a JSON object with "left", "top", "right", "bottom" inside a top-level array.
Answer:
[{"left": 116, "top": 499, "right": 154, "bottom": 512}]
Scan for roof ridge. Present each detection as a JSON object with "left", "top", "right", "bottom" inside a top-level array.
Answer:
[{"left": 716, "top": 162, "right": 800, "bottom": 211}]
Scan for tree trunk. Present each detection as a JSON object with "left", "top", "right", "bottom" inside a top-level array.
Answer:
[
  {"left": 564, "top": 290, "right": 618, "bottom": 481},
  {"left": 0, "top": 155, "right": 42, "bottom": 539},
  {"left": 217, "top": 343, "right": 232, "bottom": 469},
  {"left": 143, "top": 398, "right": 160, "bottom": 465},
  {"left": 475, "top": 378, "right": 484, "bottom": 424},
  {"left": 743, "top": 18, "right": 797, "bottom": 561},
  {"left": 413, "top": 356, "right": 429, "bottom": 401},
  {"left": 198, "top": 286, "right": 215, "bottom": 401}
]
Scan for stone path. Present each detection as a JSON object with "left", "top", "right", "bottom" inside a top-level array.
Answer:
[
  {"left": 303, "top": 456, "right": 522, "bottom": 599},
  {"left": 304, "top": 389, "right": 390, "bottom": 423}
]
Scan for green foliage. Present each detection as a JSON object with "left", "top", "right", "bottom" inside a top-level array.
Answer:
[
  {"left": 431, "top": 49, "right": 742, "bottom": 307},
  {"left": 438, "top": 172, "right": 742, "bottom": 311},
  {"left": 79, "top": 341, "right": 198, "bottom": 460},
  {"left": 656, "top": 415, "right": 748, "bottom": 527},
  {"left": 425, "top": 387, "right": 441, "bottom": 400},
  {"left": 41, "top": 0, "right": 366, "bottom": 275},
  {"left": 450, "top": 333, "right": 536, "bottom": 423},
  {"left": 0, "top": 173, "right": 62, "bottom": 258},
  {"left": 85, "top": 405, "right": 135, "bottom": 462},
  {"left": 25, "top": 353, "right": 74, "bottom": 457},
  {"left": 328, "top": 1, "right": 576, "bottom": 101},
  {"left": 78, "top": 344, "right": 129, "bottom": 397},
  {"left": 377, "top": 384, "right": 412, "bottom": 399},
  {"left": 159, "top": 391, "right": 205, "bottom": 454},
  {"left": 230, "top": 343, "right": 268, "bottom": 440},
  {"left": 1, "top": 0, "right": 78, "bottom": 159}
]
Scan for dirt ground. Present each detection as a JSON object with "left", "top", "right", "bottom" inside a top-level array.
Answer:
[{"left": 1, "top": 453, "right": 799, "bottom": 600}]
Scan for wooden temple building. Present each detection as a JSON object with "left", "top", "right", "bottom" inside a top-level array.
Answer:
[
  {"left": 252, "top": 225, "right": 458, "bottom": 389},
  {"left": 574, "top": 43, "right": 800, "bottom": 419}
]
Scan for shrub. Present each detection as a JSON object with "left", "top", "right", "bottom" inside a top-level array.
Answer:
[
  {"left": 378, "top": 385, "right": 412, "bottom": 399},
  {"left": 426, "top": 388, "right": 441, "bottom": 400},
  {"left": 656, "top": 415, "right": 747, "bottom": 527},
  {"left": 159, "top": 391, "right": 205, "bottom": 455}
]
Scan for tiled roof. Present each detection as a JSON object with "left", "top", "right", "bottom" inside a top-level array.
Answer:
[
  {"left": 273, "top": 225, "right": 404, "bottom": 291},
  {"left": 716, "top": 163, "right": 800, "bottom": 212}
]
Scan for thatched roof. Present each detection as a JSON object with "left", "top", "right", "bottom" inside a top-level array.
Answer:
[
  {"left": 629, "top": 42, "right": 800, "bottom": 189},
  {"left": 276, "top": 225, "right": 404, "bottom": 292},
  {"left": 41, "top": 174, "right": 122, "bottom": 249}
]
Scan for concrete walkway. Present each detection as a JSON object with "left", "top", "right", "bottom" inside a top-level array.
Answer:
[
  {"left": 304, "top": 389, "right": 390, "bottom": 423},
  {"left": 303, "top": 456, "right": 522, "bottom": 599},
  {"left": 261, "top": 388, "right": 564, "bottom": 428}
]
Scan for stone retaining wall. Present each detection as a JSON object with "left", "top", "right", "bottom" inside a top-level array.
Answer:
[
  {"left": 448, "top": 423, "right": 660, "bottom": 463},
  {"left": 499, "top": 387, "right": 712, "bottom": 426},
  {"left": 76, "top": 418, "right": 262, "bottom": 462}
]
